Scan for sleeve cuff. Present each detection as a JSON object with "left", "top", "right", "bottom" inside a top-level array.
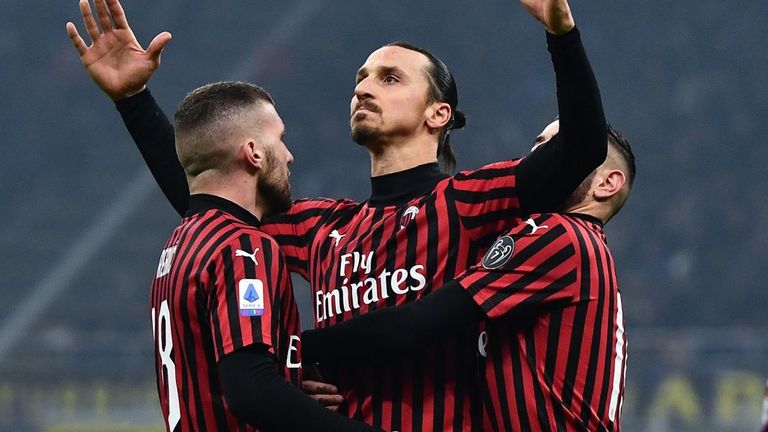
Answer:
[
  {"left": 546, "top": 26, "right": 581, "bottom": 47},
  {"left": 457, "top": 277, "right": 493, "bottom": 318},
  {"left": 114, "top": 87, "right": 155, "bottom": 112}
]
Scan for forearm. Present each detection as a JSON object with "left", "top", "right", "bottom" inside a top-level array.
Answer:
[
  {"left": 115, "top": 88, "right": 190, "bottom": 215},
  {"left": 517, "top": 28, "right": 607, "bottom": 215},
  {"left": 219, "top": 346, "right": 381, "bottom": 432},
  {"left": 302, "top": 283, "right": 484, "bottom": 365},
  {"left": 549, "top": 27, "right": 606, "bottom": 172}
]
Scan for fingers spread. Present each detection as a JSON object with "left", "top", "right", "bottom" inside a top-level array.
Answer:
[
  {"left": 79, "top": 0, "right": 101, "bottom": 43},
  {"left": 106, "top": 0, "right": 129, "bottom": 29},
  {"left": 66, "top": 22, "right": 88, "bottom": 56},
  {"left": 147, "top": 31, "right": 172, "bottom": 63},
  {"left": 94, "top": 0, "right": 113, "bottom": 32}
]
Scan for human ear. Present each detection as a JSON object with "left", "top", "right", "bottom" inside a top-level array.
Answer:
[
  {"left": 594, "top": 169, "right": 626, "bottom": 200},
  {"left": 425, "top": 102, "right": 451, "bottom": 130}
]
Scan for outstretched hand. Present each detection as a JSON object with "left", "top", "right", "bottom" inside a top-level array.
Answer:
[
  {"left": 520, "top": 0, "right": 576, "bottom": 35},
  {"left": 66, "top": 0, "right": 172, "bottom": 100}
]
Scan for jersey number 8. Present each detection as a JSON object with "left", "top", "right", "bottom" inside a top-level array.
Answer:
[{"left": 152, "top": 300, "right": 181, "bottom": 430}]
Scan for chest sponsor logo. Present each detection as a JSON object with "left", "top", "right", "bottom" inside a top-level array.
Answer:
[
  {"left": 315, "top": 251, "right": 427, "bottom": 322},
  {"left": 482, "top": 236, "right": 515, "bottom": 269},
  {"left": 238, "top": 279, "right": 265, "bottom": 316},
  {"left": 399, "top": 205, "right": 420, "bottom": 229}
]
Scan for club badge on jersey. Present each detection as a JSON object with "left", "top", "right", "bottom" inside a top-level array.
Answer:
[
  {"left": 482, "top": 236, "right": 515, "bottom": 269},
  {"left": 238, "top": 279, "right": 265, "bottom": 316},
  {"left": 399, "top": 205, "right": 420, "bottom": 230}
]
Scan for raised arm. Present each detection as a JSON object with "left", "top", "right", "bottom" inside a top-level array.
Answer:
[
  {"left": 116, "top": 90, "right": 189, "bottom": 215},
  {"left": 515, "top": 0, "right": 607, "bottom": 216},
  {"left": 67, "top": 0, "right": 189, "bottom": 215}
]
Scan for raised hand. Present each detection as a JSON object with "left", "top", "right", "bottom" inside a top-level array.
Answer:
[
  {"left": 66, "top": 0, "right": 172, "bottom": 100},
  {"left": 520, "top": 0, "right": 576, "bottom": 35}
]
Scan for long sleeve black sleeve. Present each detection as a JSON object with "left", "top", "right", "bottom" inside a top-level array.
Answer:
[
  {"left": 218, "top": 345, "right": 382, "bottom": 431},
  {"left": 115, "top": 89, "right": 190, "bottom": 216},
  {"left": 516, "top": 27, "right": 607, "bottom": 216},
  {"left": 301, "top": 282, "right": 484, "bottom": 365}
]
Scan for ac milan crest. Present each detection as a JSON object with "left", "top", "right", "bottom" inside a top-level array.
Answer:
[{"left": 399, "top": 205, "right": 420, "bottom": 229}]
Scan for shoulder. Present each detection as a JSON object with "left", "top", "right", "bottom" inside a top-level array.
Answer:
[
  {"left": 292, "top": 197, "right": 359, "bottom": 210},
  {"left": 509, "top": 213, "right": 568, "bottom": 236},
  {"left": 266, "top": 197, "right": 361, "bottom": 221},
  {"left": 452, "top": 159, "right": 523, "bottom": 181},
  {"left": 509, "top": 213, "right": 608, "bottom": 261},
  {"left": 207, "top": 214, "right": 283, "bottom": 257},
  {"left": 500, "top": 213, "right": 579, "bottom": 254}
]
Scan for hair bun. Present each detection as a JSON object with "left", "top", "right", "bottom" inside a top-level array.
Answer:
[{"left": 452, "top": 110, "right": 466, "bottom": 130}]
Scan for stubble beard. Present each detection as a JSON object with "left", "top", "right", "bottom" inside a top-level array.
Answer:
[
  {"left": 350, "top": 111, "right": 385, "bottom": 146},
  {"left": 258, "top": 157, "right": 293, "bottom": 216},
  {"left": 351, "top": 124, "right": 382, "bottom": 146}
]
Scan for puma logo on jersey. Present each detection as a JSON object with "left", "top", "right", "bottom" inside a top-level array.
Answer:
[
  {"left": 235, "top": 249, "right": 259, "bottom": 266},
  {"left": 525, "top": 218, "right": 549, "bottom": 235},
  {"left": 329, "top": 230, "right": 345, "bottom": 247},
  {"left": 399, "top": 206, "right": 420, "bottom": 229}
]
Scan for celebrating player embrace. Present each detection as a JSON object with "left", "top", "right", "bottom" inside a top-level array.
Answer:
[
  {"left": 67, "top": 0, "right": 626, "bottom": 430},
  {"left": 301, "top": 122, "right": 635, "bottom": 431}
]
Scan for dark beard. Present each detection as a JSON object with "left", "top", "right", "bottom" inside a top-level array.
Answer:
[
  {"left": 258, "top": 150, "right": 292, "bottom": 216},
  {"left": 258, "top": 174, "right": 292, "bottom": 216},
  {"left": 350, "top": 122, "right": 380, "bottom": 146}
]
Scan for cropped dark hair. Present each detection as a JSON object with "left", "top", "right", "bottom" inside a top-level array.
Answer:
[
  {"left": 387, "top": 42, "right": 466, "bottom": 173},
  {"left": 607, "top": 123, "right": 635, "bottom": 188},
  {"left": 175, "top": 81, "right": 274, "bottom": 135},
  {"left": 174, "top": 81, "right": 274, "bottom": 176}
]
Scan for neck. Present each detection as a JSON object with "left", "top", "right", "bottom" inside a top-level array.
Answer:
[
  {"left": 563, "top": 200, "right": 609, "bottom": 224},
  {"left": 366, "top": 134, "right": 439, "bottom": 177},
  {"left": 188, "top": 172, "right": 262, "bottom": 220}
]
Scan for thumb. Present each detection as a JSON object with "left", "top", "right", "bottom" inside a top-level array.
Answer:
[{"left": 147, "top": 31, "right": 172, "bottom": 64}]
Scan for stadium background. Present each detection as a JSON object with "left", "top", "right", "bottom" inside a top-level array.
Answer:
[{"left": 1, "top": 0, "right": 766, "bottom": 430}]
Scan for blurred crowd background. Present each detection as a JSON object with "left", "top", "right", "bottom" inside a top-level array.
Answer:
[{"left": 1, "top": 0, "right": 766, "bottom": 430}]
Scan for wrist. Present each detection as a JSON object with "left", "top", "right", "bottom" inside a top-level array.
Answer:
[
  {"left": 547, "top": 18, "right": 576, "bottom": 35},
  {"left": 112, "top": 84, "right": 148, "bottom": 102}
]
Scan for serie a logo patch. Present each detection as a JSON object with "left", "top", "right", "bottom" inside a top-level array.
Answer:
[
  {"left": 482, "top": 236, "right": 515, "bottom": 269},
  {"left": 238, "top": 279, "right": 265, "bottom": 316}
]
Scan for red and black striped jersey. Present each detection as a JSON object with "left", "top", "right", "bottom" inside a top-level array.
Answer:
[
  {"left": 262, "top": 161, "right": 522, "bottom": 431},
  {"left": 150, "top": 195, "right": 301, "bottom": 432},
  {"left": 458, "top": 213, "right": 626, "bottom": 432}
]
